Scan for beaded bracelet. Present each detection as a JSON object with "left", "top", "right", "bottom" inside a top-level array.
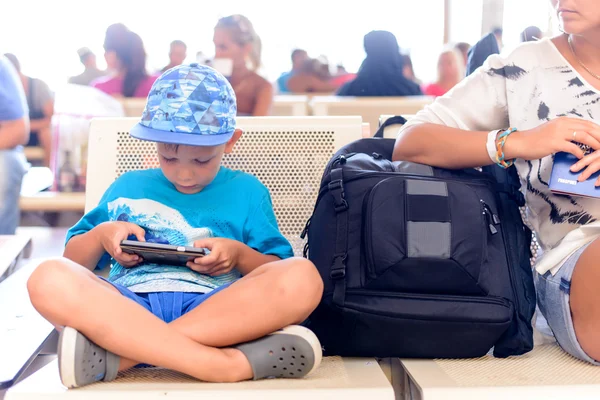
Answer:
[{"left": 495, "top": 127, "right": 517, "bottom": 169}]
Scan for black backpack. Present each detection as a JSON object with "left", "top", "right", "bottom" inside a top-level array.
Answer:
[{"left": 303, "top": 138, "right": 535, "bottom": 359}]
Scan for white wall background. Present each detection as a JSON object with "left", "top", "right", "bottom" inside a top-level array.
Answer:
[
  {"left": 1, "top": 0, "right": 444, "bottom": 88},
  {"left": 1, "top": 0, "right": 559, "bottom": 90}
]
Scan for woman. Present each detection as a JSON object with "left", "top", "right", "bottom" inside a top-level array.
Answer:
[
  {"left": 92, "top": 24, "right": 157, "bottom": 98},
  {"left": 287, "top": 58, "right": 337, "bottom": 93},
  {"left": 213, "top": 15, "right": 272, "bottom": 116},
  {"left": 422, "top": 48, "right": 465, "bottom": 97},
  {"left": 337, "top": 30, "right": 422, "bottom": 97},
  {"left": 394, "top": 0, "right": 600, "bottom": 364},
  {"left": 4, "top": 53, "right": 54, "bottom": 166}
]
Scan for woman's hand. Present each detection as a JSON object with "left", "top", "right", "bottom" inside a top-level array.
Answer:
[
  {"left": 507, "top": 117, "right": 600, "bottom": 161},
  {"left": 570, "top": 150, "right": 600, "bottom": 185},
  {"left": 186, "top": 238, "right": 242, "bottom": 276}
]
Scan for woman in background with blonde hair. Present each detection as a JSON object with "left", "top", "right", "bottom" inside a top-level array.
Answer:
[
  {"left": 422, "top": 47, "right": 465, "bottom": 97},
  {"left": 214, "top": 15, "right": 273, "bottom": 116}
]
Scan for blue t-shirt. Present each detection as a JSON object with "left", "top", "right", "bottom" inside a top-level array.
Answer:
[
  {"left": 276, "top": 71, "right": 293, "bottom": 93},
  {"left": 67, "top": 167, "right": 293, "bottom": 293},
  {"left": 0, "top": 56, "right": 27, "bottom": 121}
]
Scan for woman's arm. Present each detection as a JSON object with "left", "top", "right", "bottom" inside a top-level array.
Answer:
[
  {"left": 252, "top": 82, "right": 273, "bottom": 116},
  {"left": 394, "top": 118, "right": 600, "bottom": 170},
  {"left": 393, "top": 124, "right": 494, "bottom": 169}
]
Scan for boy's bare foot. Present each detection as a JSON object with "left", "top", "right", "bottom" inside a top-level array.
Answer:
[
  {"left": 58, "top": 327, "right": 121, "bottom": 388},
  {"left": 234, "top": 325, "right": 322, "bottom": 380}
]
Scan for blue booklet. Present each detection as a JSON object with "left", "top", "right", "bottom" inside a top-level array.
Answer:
[{"left": 549, "top": 151, "right": 600, "bottom": 198}]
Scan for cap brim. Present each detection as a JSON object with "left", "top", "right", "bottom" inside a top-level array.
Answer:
[{"left": 129, "top": 123, "right": 234, "bottom": 146}]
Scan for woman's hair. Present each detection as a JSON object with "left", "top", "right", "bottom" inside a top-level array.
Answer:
[
  {"left": 336, "top": 30, "right": 422, "bottom": 97},
  {"left": 300, "top": 58, "right": 331, "bottom": 80},
  {"left": 3, "top": 53, "right": 20, "bottom": 72},
  {"left": 437, "top": 47, "right": 465, "bottom": 83},
  {"left": 520, "top": 26, "right": 543, "bottom": 42},
  {"left": 215, "top": 14, "right": 262, "bottom": 71},
  {"left": 104, "top": 23, "right": 148, "bottom": 98}
]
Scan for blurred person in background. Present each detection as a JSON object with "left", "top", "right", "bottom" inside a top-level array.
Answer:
[
  {"left": 423, "top": 47, "right": 465, "bottom": 97},
  {"left": 69, "top": 47, "right": 105, "bottom": 86},
  {"left": 92, "top": 23, "right": 157, "bottom": 98},
  {"left": 214, "top": 14, "right": 272, "bottom": 116},
  {"left": 0, "top": 54, "right": 30, "bottom": 233},
  {"left": 492, "top": 27, "right": 504, "bottom": 50},
  {"left": 401, "top": 53, "right": 421, "bottom": 85},
  {"left": 337, "top": 30, "right": 422, "bottom": 97},
  {"left": 161, "top": 40, "right": 187, "bottom": 73},
  {"left": 5, "top": 53, "right": 54, "bottom": 166},
  {"left": 521, "top": 26, "right": 543, "bottom": 42},
  {"left": 287, "top": 58, "right": 336, "bottom": 93},
  {"left": 330, "top": 64, "right": 356, "bottom": 88},
  {"left": 277, "top": 49, "right": 308, "bottom": 93},
  {"left": 455, "top": 42, "right": 471, "bottom": 67}
]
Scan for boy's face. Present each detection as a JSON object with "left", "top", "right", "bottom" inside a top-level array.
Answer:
[{"left": 157, "top": 129, "right": 242, "bottom": 194}]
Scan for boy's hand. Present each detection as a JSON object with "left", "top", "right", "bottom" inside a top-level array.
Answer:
[
  {"left": 187, "top": 238, "right": 241, "bottom": 276},
  {"left": 95, "top": 221, "right": 146, "bottom": 267}
]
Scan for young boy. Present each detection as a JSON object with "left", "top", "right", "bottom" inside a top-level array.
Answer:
[{"left": 27, "top": 64, "right": 324, "bottom": 388}]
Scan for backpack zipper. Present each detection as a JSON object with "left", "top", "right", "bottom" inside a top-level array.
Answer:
[{"left": 480, "top": 200, "right": 500, "bottom": 235}]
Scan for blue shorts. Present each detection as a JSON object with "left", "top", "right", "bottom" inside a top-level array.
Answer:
[
  {"left": 102, "top": 278, "right": 233, "bottom": 323},
  {"left": 535, "top": 243, "right": 600, "bottom": 365}
]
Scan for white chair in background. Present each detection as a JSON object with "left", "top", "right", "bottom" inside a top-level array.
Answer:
[
  {"left": 310, "top": 96, "right": 433, "bottom": 136},
  {"left": 271, "top": 95, "right": 309, "bottom": 116},
  {"left": 6, "top": 116, "right": 395, "bottom": 400},
  {"left": 118, "top": 98, "right": 147, "bottom": 118}
]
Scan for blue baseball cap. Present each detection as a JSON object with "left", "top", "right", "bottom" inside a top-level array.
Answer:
[{"left": 130, "top": 63, "right": 237, "bottom": 146}]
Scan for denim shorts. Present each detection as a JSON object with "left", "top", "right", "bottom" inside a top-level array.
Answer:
[
  {"left": 102, "top": 278, "right": 232, "bottom": 323},
  {"left": 535, "top": 243, "right": 600, "bottom": 365}
]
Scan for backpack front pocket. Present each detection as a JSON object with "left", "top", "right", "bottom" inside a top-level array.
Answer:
[{"left": 364, "top": 177, "right": 490, "bottom": 295}]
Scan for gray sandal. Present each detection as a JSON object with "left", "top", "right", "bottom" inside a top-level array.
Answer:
[
  {"left": 58, "top": 326, "right": 121, "bottom": 388},
  {"left": 235, "top": 325, "right": 322, "bottom": 380}
]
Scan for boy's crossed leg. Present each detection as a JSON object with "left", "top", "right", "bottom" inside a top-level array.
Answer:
[{"left": 27, "top": 256, "right": 323, "bottom": 385}]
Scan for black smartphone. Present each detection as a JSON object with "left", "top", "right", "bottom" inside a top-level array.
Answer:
[{"left": 120, "top": 240, "right": 207, "bottom": 267}]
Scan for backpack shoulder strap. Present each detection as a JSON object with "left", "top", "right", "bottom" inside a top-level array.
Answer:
[{"left": 373, "top": 116, "right": 407, "bottom": 138}]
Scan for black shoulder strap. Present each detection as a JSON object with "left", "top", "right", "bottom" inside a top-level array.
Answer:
[
  {"left": 373, "top": 115, "right": 407, "bottom": 138},
  {"left": 328, "top": 168, "right": 349, "bottom": 306}
]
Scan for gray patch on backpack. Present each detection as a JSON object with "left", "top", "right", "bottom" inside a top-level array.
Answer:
[
  {"left": 392, "top": 161, "right": 434, "bottom": 176},
  {"left": 407, "top": 221, "right": 451, "bottom": 258},
  {"left": 406, "top": 180, "right": 448, "bottom": 196}
]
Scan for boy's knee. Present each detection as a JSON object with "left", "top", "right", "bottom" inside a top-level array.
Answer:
[
  {"left": 28, "top": 258, "right": 81, "bottom": 310},
  {"left": 279, "top": 258, "right": 323, "bottom": 306}
]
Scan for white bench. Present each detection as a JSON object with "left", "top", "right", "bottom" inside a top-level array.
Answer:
[
  {"left": 399, "top": 343, "right": 600, "bottom": 399},
  {"left": 271, "top": 95, "right": 310, "bottom": 116},
  {"left": 311, "top": 96, "right": 433, "bottom": 135},
  {"left": 7, "top": 116, "right": 394, "bottom": 399}
]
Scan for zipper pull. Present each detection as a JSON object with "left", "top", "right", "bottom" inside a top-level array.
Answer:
[
  {"left": 487, "top": 217, "right": 498, "bottom": 235},
  {"left": 492, "top": 212, "right": 500, "bottom": 225},
  {"left": 481, "top": 200, "right": 498, "bottom": 235},
  {"left": 300, "top": 217, "right": 311, "bottom": 239}
]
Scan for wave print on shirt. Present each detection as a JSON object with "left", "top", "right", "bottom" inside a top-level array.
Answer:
[
  {"left": 108, "top": 198, "right": 212, "bottom": 246},
  {"left": 106, "top": 198, "right": 242, "bottom": 290}
]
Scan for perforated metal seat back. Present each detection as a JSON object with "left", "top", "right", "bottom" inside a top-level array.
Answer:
[{"left": 86, "top": 117, "right": 363, "bottom": 256}]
